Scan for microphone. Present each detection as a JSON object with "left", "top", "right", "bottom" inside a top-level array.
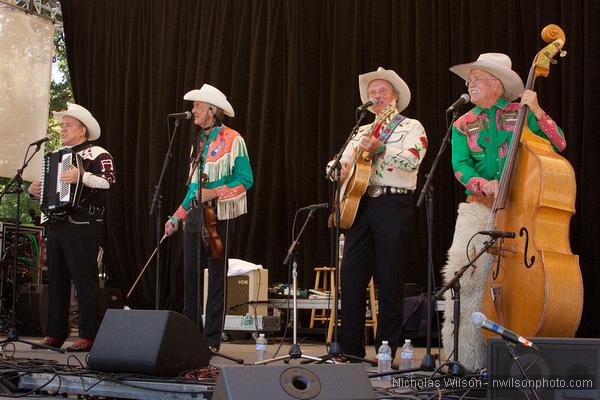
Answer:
[
  {"left": 168, "top": 111, "right": 193, "bottom": 119},
  {"left": 357, "top": 98, "right": 379, "bottom": 111},
  {"left": 478, "top": 230, "right": 516, "bottom": 239},
  {"left": 299, "top": 203, "right": 328, "bottom": 212},
  {"left": 470, "top": 312, "right": 537, "bottom": 349},
  {"left": 446, "top": 93, "right": 470, "bottom": 113},
  {"left": 29, "top": 134, "right": 53, "bottom": 147}
]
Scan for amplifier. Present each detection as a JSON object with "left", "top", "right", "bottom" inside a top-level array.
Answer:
[{"left": 204, "top": 269, "right": 268, "bottom": 316}]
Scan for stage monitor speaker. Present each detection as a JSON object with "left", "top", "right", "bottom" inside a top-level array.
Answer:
[
  {"left": 15, "top": 284, "right": 48, "bottom": 336},
  {"left": 87, "top": 309, "right": 209, "bottom": 377},
  {"left": 487, "top": 337, "right": 600, "bottom": 399},
  {"left": 212, "top": 364, "right": 376, "bottom": 400}
]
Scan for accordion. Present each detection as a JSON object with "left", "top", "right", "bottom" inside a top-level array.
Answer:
[{"left": 40, "top": 148, "right": 84, "bottom": 214}]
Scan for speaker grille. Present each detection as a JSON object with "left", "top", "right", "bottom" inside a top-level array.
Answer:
[
  {"left": 487, "top": 337, "right": 600, "bottom": 399},
  {"left": 227, "top": 275, "right": 251, "bottom": 315}
]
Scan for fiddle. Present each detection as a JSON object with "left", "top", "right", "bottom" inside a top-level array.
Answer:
[{"left": 201, "top": 174, "right": 224, "bottom": 260}]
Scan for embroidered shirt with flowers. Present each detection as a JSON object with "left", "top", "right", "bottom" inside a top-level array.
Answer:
[
  {"left": 173, "top": 125, "right": 253, "bottom": 221},
  {"left": 451, "top": 97, "right": 565, "bottom": 195},
  {"left": 341, "top": 113, "right": 428, "bottom": 190}
]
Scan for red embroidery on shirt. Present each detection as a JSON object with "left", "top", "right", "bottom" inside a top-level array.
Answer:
[{"left": 408, "top": 148, "right": 420, "bottom": 159}]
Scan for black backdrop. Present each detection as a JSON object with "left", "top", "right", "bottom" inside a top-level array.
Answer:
[{"left": 59, "top": 0, "right": 600, "bottom": 337}]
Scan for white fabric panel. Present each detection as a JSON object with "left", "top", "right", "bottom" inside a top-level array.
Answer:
[{"left": 0, "top": 3, "right": 54, "bottom": 181}]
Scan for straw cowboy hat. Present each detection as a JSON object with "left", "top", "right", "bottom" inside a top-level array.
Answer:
[
  {"left": 183, "top": 84, "right": 235, "bottom": 117},
  {"left": 53, "top": 103, "right": 101, "bottom": 141},
  {"left": 358, "top": 67, "right": 411, "bottom": 113},
  {"left": 450, "top": 53, "right": 525, "bottom": 101}
]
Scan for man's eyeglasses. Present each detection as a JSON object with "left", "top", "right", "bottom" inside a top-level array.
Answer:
[{"left": 465, "top": 78, "right": 498, "bottom": 87}]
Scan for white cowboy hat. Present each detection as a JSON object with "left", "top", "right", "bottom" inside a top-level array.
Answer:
[
  {"left": 358, "top": 67, "right": 411, "bottom": 113},
  {"left": 450, "top": 53, "right": 525, "bottom": 101},
  {"left": 183, "top": 84, "right": 235, "bottom": 117},
  {"left": 53, "top": 103, "right": 101, "bottom": 141}
]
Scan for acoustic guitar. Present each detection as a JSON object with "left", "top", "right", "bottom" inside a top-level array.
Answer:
[{"left": 337, "top": 103, "right": 396, "bottom": 229}]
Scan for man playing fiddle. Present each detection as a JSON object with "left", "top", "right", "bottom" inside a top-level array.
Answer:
[{"left": 164, "top": 84, "right": 253, "bottom": 351}]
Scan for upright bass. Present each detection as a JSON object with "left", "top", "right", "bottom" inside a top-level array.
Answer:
[{"left": 482, "top": 24, "right": 583, "bottom": 338}]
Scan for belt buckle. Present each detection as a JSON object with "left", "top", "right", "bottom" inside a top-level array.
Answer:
[
  {"left": 392, "top": 187, "right": 409, "bottom": 195},
  {"left": 367, "top": 186, "right": 382, "bottom": 197}
]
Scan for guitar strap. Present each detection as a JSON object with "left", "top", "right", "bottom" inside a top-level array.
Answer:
[{"left": 373, "top": 112, "right": 406, "bottom": 163}]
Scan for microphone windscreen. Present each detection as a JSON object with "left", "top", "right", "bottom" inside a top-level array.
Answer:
[{"left": 470, "top": 311, "right": 486, "bottom": 328}]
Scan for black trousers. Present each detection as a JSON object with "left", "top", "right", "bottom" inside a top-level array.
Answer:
[
  {"left": 45, "top": 217, "right": 101, "bottom": 340},
  {"left": 340, "top": 193, "right": 412, "bottom": 357},
  {"left": 183, "top": 216, "right": 236, "bottom": 350}
]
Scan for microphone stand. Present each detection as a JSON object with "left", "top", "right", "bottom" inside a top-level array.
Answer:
[
  {"left": 0, "top": 142, "right": 63, "bottom": 353},
  {"left": 503, "top": 340, "right": 542, "bottom": 400},
  {"left": 311, "top": 109, "right": 376, "bottom": 365},
  {"left": 149, "top": 116, "right": 184, "bottom": 309},
  {"left": 434, "top": 236, "right": 498, "bottom": 376},
  {"left": 255, "top": 209, "right": 322, "bottom": 365},
  {"left": 414, "top": 109, "right": 461, "bottom": 371}
]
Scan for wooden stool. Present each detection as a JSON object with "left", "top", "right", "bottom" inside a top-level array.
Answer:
[
  {"left": 309, "top": 267, "right": 335, "bottom": 328},
  {"left": 365, "top": 278, "right": 378, "bottom": 337}
]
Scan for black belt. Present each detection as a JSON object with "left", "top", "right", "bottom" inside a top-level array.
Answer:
[
  {"left": 366, "top": 185, "right": 413, "bottom": 197},
  {"left": 77, "top": 204, "right": 106, "bottom": 215},
  {"left": 50, "top": 204, "right": 105, "bottom": 219}
]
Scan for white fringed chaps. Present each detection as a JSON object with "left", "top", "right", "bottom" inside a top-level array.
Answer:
[{"left": 441, "top": 201, "right": 492, "bottom": 371}]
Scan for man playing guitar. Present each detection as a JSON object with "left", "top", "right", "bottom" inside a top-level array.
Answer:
[{"left": 335, "top": 67, "right": 427, "bottom": 360}]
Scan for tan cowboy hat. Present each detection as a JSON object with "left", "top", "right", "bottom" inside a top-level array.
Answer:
[
  {"left": 450, "top": 53, "right": 525, "bottom": 101},
  {"left": 53, "top": 103, "right": 101, "bottom": 141},
  {"left": 183, "top": 84, "right": 235, "bottom": 117},
  {"left": 358, "top": 67, "right": 411, "bottom": 113}
]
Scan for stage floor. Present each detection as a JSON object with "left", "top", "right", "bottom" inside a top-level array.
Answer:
[
  {"left": 0, "top": 336, "right": 470, "bottom": 399},
  {"left": 3, "top": 335, "right": 442, "bottom": 367}
]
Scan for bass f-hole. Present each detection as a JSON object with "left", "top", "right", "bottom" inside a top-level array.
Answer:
[{"left": 519, "top": 227, "right": 536, "bottom": 268}]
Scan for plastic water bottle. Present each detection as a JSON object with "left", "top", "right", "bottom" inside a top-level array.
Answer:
[
  {"left": 255, "top": 333, "right": 267, "bottom": 361},
  {"left": 400, "top": 339, "right": 414, "bottom": 376},
  {"left": 377, "top": 340, "right": 393, "bottom": 381}
]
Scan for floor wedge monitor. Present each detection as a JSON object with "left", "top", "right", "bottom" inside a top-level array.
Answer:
[
  {"left": 212, "top": 364, "right": 376, "bottom": 400},
  {"left": 88, "top": 309, "right": 210, "bottom": 377}
]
